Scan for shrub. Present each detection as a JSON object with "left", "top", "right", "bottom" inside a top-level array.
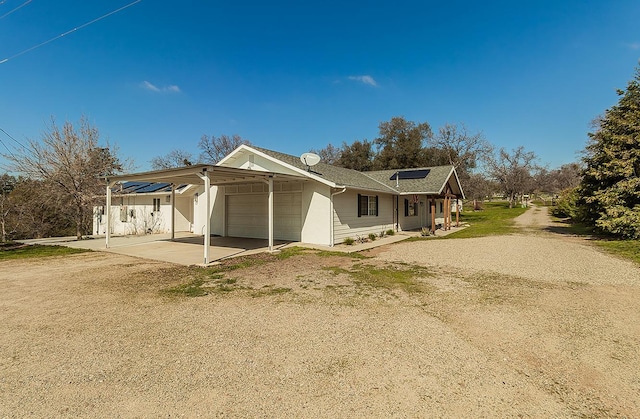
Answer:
[
  {"left": 551, "top": 187, "right": 580, "bottom": 219},
  {"left": 343, "top": 237, "right": 355, "bottom": 246},
  {"left": 379, "top": 231, "right": 386, "bottom": 238},
  {"left": 386, "top": 229, "right": 395, "bottom": 236},
  {"left": 368, "top": 233, "right": 377, "bottom": 241}
]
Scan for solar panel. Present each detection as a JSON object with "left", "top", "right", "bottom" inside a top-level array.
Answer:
[
  {"left": 115, "top": 182, "right": 146, "bottom": 193},
  {"left": 389, "top": 169, "right": 430, "bottom": 180},
  {"left": 134, "top": 182, "right": 172, "bottom": 193}
]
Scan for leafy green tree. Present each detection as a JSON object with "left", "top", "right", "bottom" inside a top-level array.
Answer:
[
  {"left": 373, "top": 116, "right": 432, "bottom": 169},
  {"left": 336, "top": 140, "right": 375, "bottom": 171},
  {"left": 578, "top": 68, "right": 640, "bottom": 238}
]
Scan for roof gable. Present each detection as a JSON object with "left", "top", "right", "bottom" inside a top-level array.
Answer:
[
  {"left": 222, "top": 146, "right": 464, "bottom": 197},
  {"left": 364, "top": 166, "right": 462, "bottom": 196},
  {"left": 219, "top": 145, "right": 392, "bottom": 192}
]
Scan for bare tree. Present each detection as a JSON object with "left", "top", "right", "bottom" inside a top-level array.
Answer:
[
  {"left": 463, "top": 172, "right": 498, "bottom": 201},
  {"left": 485, "top": 146, "right": 538, "bottom": 208},
  {"left": 198, "top": 134, "right": 250, "bottom": 164},
  {"left": 4, "top": 116, "right": 124, "bottom": 239},
  {"left": 150, "top": 149, "right": 194, "bottom": 170},
  {"left": 535, "top": 163, "right": 582, "bottom": 194},
  {"left": 429, "top": 123, "right": 492, "bottom": 176},
  {"left": 311, "top": 143, "right": 341, "bottom": 165},
  {"left": 0, "top": 174, "right": 16, "bottom": 242}
]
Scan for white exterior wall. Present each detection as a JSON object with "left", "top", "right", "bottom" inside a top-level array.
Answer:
[
  {"left": 174, "top": 195, "right": 192, "bottom": 232},
  {"left": 94, "top": 194, "right": 167, "bottom": 235},
  {"left": 191, "top": 185, "right": 222, "bottom": 236},
  {"left": 94, "top": 193, "right": 194, "bottom": 236},
  {"left": 301, "top": 182, "right": 331, "bottom": 245},
  {"left": 332, "top": 190, "right": 394, "bottom": 244}
]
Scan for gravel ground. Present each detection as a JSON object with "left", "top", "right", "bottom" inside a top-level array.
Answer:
[{"left": 1, "top": 205, "right": 639, "bottom": 417}]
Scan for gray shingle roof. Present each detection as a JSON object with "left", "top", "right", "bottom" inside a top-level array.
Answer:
[
  {"left": 252, "top": 146, "right": 459, "bottom": 196},
  {"left": 252, "top": 147, "right": 391, "bottom": 192},
  {"left": 364, "top": 166, "right": 455, "bottom": 195}
]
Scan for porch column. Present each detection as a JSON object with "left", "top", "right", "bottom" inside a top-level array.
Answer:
[
  {"left": 170, "top": 184, "right": 176, "bottom": 240},
  {"left": 430, "top": 197, "right": 436, "bottom": 234},
  {"left": 456, "top": 198, "right": 460, "bottom": 227},
  {"left": 197, "top": 170, "right": 211, "bottom": 264},
  {"left": 268, "top": 175, "right": 274, "bottom": 251},
  {"left": 105, "top": 182, "right": 113, "bottom": 248}
]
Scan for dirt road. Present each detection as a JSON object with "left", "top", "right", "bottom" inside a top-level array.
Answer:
[{"left": 1, "top": 205, "right": 639, "bottom": 417}]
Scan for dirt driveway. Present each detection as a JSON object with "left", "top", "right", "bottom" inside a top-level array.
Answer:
[{"left": 1, "top": 205, "right": 639, "bottom": 417}]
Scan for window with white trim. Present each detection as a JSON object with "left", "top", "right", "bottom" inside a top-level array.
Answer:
[
  {"left": 153, "top": 198, "right": 161, "bottom": 213},
  {"left": 358, "top": 194, "right": 378, "bottom": 217},
  {"left": 404, "top": 199, "right": 418, "bottom": 217}
]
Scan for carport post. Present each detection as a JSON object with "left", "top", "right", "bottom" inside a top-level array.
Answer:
[
  {"left": 170, "top": 184, "right": 175, "bottom": 240},
  {"left": 105, "top": 180, "right": 115, "bottom": 248},
  {"left": 268, "top": 175, "right": 274, "bottom": 251},
  {"left": 197, "top": 170, "right": 211, "bottom": 264}
]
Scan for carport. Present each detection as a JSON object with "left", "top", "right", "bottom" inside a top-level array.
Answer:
[{"left": 105, "top": 165, "right": 304, "bottom": 265}]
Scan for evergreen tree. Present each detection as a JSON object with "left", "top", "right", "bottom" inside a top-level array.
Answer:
[
  {"left": 579, "top": 67, "right": 640, "bottom": 238},
  {"left": 373, "top": 116, "right": 432, "bottom": 169}
]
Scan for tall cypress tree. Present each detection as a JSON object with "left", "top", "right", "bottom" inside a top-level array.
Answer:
[{"left": 579, "top": 67, "right": 640, "bottom": 238}]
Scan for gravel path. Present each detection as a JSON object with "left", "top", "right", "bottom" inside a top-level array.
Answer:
[
  {"left": 377, "top": 205, "right": 640, "bottom": 286},
  {"left": 1, "top": 204, "right": 639, "bottom": 417}
]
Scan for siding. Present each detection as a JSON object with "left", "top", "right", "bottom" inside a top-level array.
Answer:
[{"left": 332, "top": 190, "right": 394, "bottom": 243}]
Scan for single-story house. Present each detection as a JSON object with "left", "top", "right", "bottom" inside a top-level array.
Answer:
[{"left": 99, "top": 145, "right": 464, "bottom": 263}]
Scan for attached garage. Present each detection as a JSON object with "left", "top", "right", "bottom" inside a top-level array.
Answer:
[{"left": 225, "top": 186, "right": 302, "bottom": 242}]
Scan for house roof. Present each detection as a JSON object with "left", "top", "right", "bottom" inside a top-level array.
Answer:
[
  {"left": 248, "top": 146, "right": 392, "bottom": 192},
  {"left": 249, "top": 146, "right": 463, "bottom": 197},
  {"left": 106, "top": 146, "right": 464, "bottom": 198},
  {"left": 364, "top": 166, "right": 460, "bottom": 195},
  {"left": 106, "top": 163, "right": 305, "bottom": 187}
]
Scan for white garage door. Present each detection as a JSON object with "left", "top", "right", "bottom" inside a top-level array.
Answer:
[{"left": 226, "top": 193, "right": 301, "bottom": 241}]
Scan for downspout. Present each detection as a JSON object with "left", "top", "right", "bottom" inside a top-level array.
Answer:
[{"left": 329, "top": 186, "right": 347, "bottom": 247}]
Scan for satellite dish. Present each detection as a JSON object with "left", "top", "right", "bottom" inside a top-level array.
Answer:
[{"left": 300, "top": 152, "right": 321, "bottom": 167}]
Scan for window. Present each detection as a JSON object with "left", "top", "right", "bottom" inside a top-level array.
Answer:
[
  {"left": 404, "top": 199, "right": 418, "bottom": 217},
  {"left": 153, "top": 198, "right": 161, "bottom": 213},
  {"left": 120, "top": 206, "right": 128, "bottom": 222},
  {"left": 358, "top": 194, "right": 378, "bottom": 217},
  {"left": 439, "top": 202, "right": 443, "bottom": 213}
]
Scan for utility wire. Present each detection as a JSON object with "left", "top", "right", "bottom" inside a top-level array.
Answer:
[
  {"left": 0, "top": 0, "right": 143, "bottom": 64},
  {"left": 0, "top": 127, "right": 23, "bottom": 159},
  {"left": 0, "top": 0, "right": 32, "bottom": 20}
]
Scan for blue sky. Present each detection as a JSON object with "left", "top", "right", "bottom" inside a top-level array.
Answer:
[{"left": 1, "top": 0, "right": 639, "bottom": 172}]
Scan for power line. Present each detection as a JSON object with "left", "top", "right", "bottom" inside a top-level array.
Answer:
[
  {"left": 0, "top": 127, "right": 22, "bottom": 160},
  {"left": 0, "top": 0, "right": 143, "bottom": 64},
  {"left": 0, "top": 0, "right": 32, "bottom": 20},
  {"left": 0, "top": 127, "right": 26, "bottom": 149}
]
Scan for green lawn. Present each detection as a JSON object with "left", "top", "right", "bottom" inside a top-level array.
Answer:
[
  {"left": 0, "top": 243, "right": 90, "bottom": 260},
  {"left": 594, "top": 240, "right": 640, "bottom": 265},
  {"left": 445, "top": 201, "right": 528, "bottom": 239}
]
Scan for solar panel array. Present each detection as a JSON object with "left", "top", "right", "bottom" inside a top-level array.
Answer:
[
  {"left": 114, "top": 182, "right": 187, "bottom": 194},
  {"left": 389, "top": 169, "right": 431, "bottom": 181}
]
